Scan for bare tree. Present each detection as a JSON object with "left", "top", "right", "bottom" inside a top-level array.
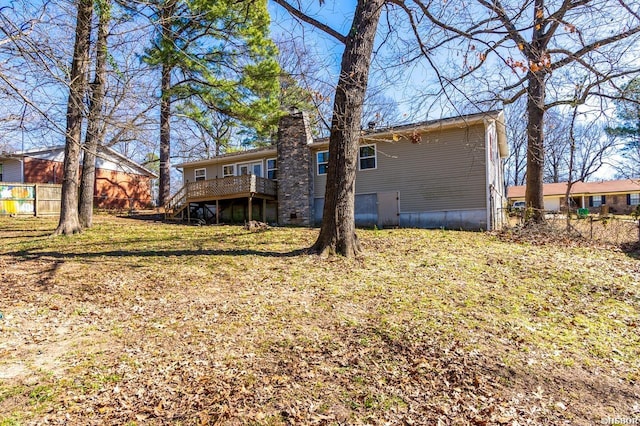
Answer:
[
  {"left": 544, "top": 111, "right": 571, "bottom": 183},
  {"left": 0, "top": 1, "right": 72, "bottom": 144},
  {"left": 54, "top": 0, "right": 93, "bottom": 236},
  {"left": 79, "top": 1, "right": 111, "bottom": 229},
  {"left": 504, "top": 99, "right": 528, "bottom": 186},
  {"left": 418, "top": 0, "right": 640, "bottom": 222}
]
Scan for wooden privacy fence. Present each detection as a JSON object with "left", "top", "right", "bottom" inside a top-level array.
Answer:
[{"left": 0, "top": 183, "right": 62, "bottom": 216}]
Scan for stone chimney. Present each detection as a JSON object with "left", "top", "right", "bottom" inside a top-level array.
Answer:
[{"left": 277, "top": 111, "right": 314, "bottom": 226}]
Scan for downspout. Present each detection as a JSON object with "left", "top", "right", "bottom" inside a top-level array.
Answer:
[
  {"left": 484, "top": 120, "right": 493, "bottom": 231},
  {"left": 18, "top": 157, "right": 24, "bottom": 183}
]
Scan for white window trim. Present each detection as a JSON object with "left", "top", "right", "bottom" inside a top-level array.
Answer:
[
  {"left": 194, "top": 168, "right": 206, "bottom": 181},
  {"left": 222, "top": 164, "right": 235, "bottom": 177},
  {"left": 266, "top": 158, "right": 277, "bottom": 180},
  {"left": 317, "top": 150, "right": 329, "bottom": 175},
  {"left": 237, "top": 161, "right": 263, "bottom": 177},
  {"left": 358, "top": 143, "right": 377, "bottom": 171}
]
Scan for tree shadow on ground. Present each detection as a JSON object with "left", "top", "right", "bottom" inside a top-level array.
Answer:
[
  {"left": 7, "top": 246, "right": 311, "bottom": 262},
  {"left": 621, "top": 241, "right": 640, "bottom": 260}
]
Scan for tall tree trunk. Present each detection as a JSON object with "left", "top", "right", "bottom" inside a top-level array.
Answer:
[
  {"left": 158, "top": 1, "right": 176, "bottom": 207},
  {"left": 79, "top": 2, "right": 109, "bottom": 229},
  {"left": 311, "top": 0, "right": 384, "bottom": 257},
  {"left": 159, "top": 63, "right": 171, "bottom": 206},
  {"left": 524, "top": 0, "right": 547, "bottom": 224},
  {"left": 524, "top": 71, "right": 546, "bottom": 223},
  {"left": 54, "top": 0, "right": 93, "bottom": 236}
]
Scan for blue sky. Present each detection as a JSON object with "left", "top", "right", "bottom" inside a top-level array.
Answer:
[{"left": 267, "top": 1, "right": 444, "bottom": 124}]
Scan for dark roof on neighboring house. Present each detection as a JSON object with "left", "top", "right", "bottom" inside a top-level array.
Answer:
[{"left": 508, "top": 179, "right": 640, "bottom": 199}]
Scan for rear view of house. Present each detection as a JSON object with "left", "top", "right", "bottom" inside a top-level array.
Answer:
[{"left": 172, "top": 110, "right": 509, "bottom": 230}]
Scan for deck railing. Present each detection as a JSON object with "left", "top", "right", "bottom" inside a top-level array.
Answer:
[
  {"left": 186, "top": 174, "right": 277, "bottom": 200},
  {"left": 165, "top": 175, "right": 277, "bottom": 219}
]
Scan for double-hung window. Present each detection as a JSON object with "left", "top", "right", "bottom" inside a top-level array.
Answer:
[
  {"left": 194, "top": 168, "right": 206, "bottom": 181},
  {"left": 628, "top": 193, "right": 640, "bottom": 206},
  {"left": 317, "top": 151, "right": 329, "bottom": 175},
  {"left": 359, "top": 144, "right": 376, "bottom": 170},
  {"left": 589, "top": 195, "right": 605, "bottom": 207},
  {"left": 222, "top": 165, "right": 235, "bottom": 177},
  {"left": 267, "top": 158, "right": 277, "bottom": 180}
]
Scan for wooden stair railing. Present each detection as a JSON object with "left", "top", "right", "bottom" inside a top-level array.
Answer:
[{"left": 164, "top": 184, "right": 188, "bottom": 219}]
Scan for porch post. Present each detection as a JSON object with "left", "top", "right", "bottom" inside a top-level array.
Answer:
[
  {"left": 262, "top": 198, "right": 266, "bottom": 222},
  {"left": 248, "top": 196, "right": 253, "bottom": 222},
  {"left": 216, "top": 199, "right": 219, "bottom": 224}
]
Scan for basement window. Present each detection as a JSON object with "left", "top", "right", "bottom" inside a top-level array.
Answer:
[
  {"left": 359, "top": 144, "right": 377, "bottom": 170},
  {"left": 194, "top": 168, "right": 206, "bottom": 181},
  {"left": 317, "top": 151, "right": 329, "bottom": 175}
]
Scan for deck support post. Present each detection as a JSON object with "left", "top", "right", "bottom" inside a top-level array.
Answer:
[
  {"left": 248, "top": 196, "right": 253, "bottom": 222},
  {"left": 262, "top": 198, "right": 266, "bottom": 223},
  {"left": 216, "top": 199, "right": 219, "bottom": 224}
]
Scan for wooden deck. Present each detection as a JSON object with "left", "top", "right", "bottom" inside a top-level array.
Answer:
[{"left": 165, "top": 175, "right": 277, "bottom": 221}]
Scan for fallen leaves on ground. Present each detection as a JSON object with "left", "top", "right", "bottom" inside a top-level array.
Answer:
[{"left": 0, "top": 216, "right": 638, "bottom": 425}]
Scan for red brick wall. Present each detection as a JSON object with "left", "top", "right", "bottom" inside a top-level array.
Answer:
[
  {"left": 94, "top": 168, "right": 153, "bottom": 210},
  {"left": 601, "top": 194, "right": 638, "bottom": 215},
  {"left": 561, "top": 193, "right": 640, "bottom": 215},
  {"left": 23, "top": 158, "right": 64, "bottom": 184},
  {"left": 23, "top": 157, "right": 153, "bottom": 210}
]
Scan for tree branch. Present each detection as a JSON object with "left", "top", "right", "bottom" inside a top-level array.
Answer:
[{"left": 271, "top": 0, "right": 346, "bottom": 44}]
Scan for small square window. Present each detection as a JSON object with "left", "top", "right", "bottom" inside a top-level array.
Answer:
[
  {"left": 629, "top": 193, "right": 640, "bottom": 205},
  {"left": 359, "top": 144, "right": 376, "bottom": 170},
  {"left": 317, "top": 151, "right": 329, "bottom": 175},
  {"left": 223, "top": 165, "right": 235, "bottom": 177},
  {"left": 194, "top": 168, "right": 206, "bottom": 181}
]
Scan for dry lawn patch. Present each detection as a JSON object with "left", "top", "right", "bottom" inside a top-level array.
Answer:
[{"left": 0, "top": 216, "right": 639, "bottom": 425}]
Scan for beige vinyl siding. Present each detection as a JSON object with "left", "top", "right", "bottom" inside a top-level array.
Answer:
[
  {"left": 180, "top": 147, "right": 277, "bottom": 184},
  {"left": 313, "top": 124, "right": 487, "bottom": 212},
  {"left": 183, "top": 163, "right": 225, "bottom": 183}
]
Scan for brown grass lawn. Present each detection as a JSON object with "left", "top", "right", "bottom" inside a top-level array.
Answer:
[{"left": 0, "top": 216, "right": 639, "bottom": 425}]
